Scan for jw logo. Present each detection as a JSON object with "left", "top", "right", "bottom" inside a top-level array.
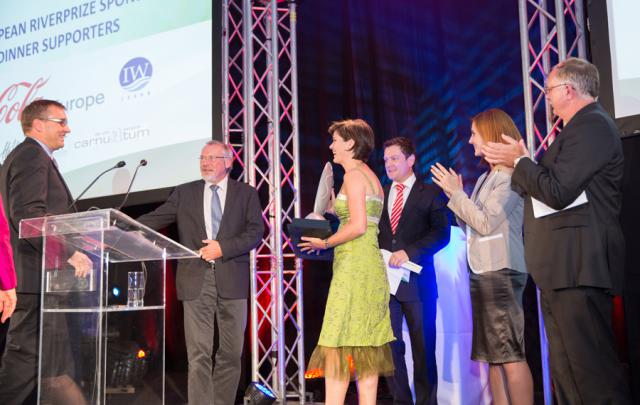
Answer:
[{"left": 119, "top": 57, "right": 153, "bottom": 92}]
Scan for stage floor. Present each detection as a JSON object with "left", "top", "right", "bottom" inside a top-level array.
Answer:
[
  {"left": 162, "top": 372, "right": 393, "bottom": 405},
  {"left": 164, "top": 370, "right": 395, "bottom": 404}
]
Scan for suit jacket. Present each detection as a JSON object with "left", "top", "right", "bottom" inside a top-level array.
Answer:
[
  {"left": 137, "top": 178, "right": 264, "bottom": 300},
  {"left": 0, "top": 137, "right": 74, "bottom": 293},
  {"left": 379, "top": 179, "right": 451, "bottom": 301},
  {"left": 512, "top": 102, "right": 625, "bottom": 294},
  {"left": 0, "top": 196, "right": 16, "bottom": 290},
  {"left": 448, "top": 169, "right": 526, "bottom": 274}
]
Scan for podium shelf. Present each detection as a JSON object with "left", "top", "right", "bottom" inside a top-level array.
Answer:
[{"left": 42, "top": 305, "right": 165, "bottom": 313}]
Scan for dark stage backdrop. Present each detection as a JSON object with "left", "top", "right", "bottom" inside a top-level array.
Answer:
[{"left": 297, "top": 0, "right": 525, "bottom": 195}]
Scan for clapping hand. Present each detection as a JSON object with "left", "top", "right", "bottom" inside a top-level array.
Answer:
[
  {"left": 482, "top": 134, "right": 529, "bottom": 167},
  {"left": 430, "top": 163, "right": 463, "bottom": 198}
]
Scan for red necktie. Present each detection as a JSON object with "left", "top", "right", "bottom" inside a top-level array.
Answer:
[{"left": 390, "top": 183, "right": 405, "bottom": 234}]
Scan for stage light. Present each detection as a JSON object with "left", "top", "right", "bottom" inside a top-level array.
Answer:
[
  {"left": 112, "top": 287, "right": 120, "bottom": 297},
  {"left": 244, "top": 381, "right": 276, "bottom": 405},
  {"left": 104, "top": 341, "right": 150, "bottom": 387}
]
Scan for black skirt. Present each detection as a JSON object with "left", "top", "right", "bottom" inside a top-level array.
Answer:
[{"left": 469, "top": 268, "right": 528, "bottom": 363}]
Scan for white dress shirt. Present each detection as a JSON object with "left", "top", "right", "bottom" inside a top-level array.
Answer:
[{"left": 387, "top": 173, "right": 416, "bottom": 219}]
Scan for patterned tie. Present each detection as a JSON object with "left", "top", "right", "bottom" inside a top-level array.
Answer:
[
  {"left": 390, "top": 183, "right": 405, "bottom": 234},
  {"left": 210, "top": 184, "right": 222, "bottom": 239}
]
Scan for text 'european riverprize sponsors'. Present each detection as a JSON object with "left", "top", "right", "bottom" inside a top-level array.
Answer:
[{"left": 0, "top": 0, "right": 141, "bottom": 65}]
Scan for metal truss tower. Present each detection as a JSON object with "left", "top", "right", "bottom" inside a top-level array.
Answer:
[
  {"left": 519, "top": 0, "right": 587, "bottom": 157},
  {"left": 223, "top": 0, "right": 305, "bottom": 403},
  {"left": 518, "top": 0, "right": 586, "bottom": 403}
]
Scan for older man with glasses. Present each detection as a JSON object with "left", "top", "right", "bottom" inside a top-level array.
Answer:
[
  {"left": 137, "top": 140, "right": 264, "bottom": 405},
  {"left": 483, "top": 58, "right": 632, "bottom": 404}
]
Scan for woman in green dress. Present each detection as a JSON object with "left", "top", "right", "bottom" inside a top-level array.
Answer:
[{"left": 299, "top": 119, "right": 395, "bottom": 405}]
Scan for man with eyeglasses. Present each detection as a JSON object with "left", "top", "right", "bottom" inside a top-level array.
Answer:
[
  {"left": 0, "top": 99, "right": 90, "bottom": 404},
  {"left": 482, "top": 58, "right": 631, "bottom": 404},
  {"left": 138, "top": 140, "right": 263, "bottom": 405}
]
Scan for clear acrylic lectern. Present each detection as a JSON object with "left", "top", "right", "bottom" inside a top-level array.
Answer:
[{"left": 19, "top": 209, "right": 198, "bottom": 405}]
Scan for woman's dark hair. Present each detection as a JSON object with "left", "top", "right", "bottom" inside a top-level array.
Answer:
[{"left": 328, "top": 118, "right": 375, "bottom": 162}]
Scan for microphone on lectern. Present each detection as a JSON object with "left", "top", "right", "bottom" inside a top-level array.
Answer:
[
  {"left": 67, "top": 161, "right": 126, "bottom": 211},
  {"left": 116, "top": 159, "right": 148, "bottom": 210}
]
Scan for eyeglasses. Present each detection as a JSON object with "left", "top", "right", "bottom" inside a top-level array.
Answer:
[
  {"left": 543, "top": 83, "right": 570, "bottom": 95},
  {"left": 39, "top": 117, "right": 68, "bottom": 126},
  {"left": 199, "top": 155, "right": 231, "bottom": 161}
]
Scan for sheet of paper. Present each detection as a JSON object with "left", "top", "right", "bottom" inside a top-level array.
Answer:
[
  {"left": 531, "top": 191, "right": 588, "bottom": 218},
  {"left": 386, "top": 267, "right": 404, "bottom": 295},
  {"left": 381, "top": 249, "right": 414, "bottom": 295},
  {"left": 401, "top": 260, "right": 422, "bottom": 274}
]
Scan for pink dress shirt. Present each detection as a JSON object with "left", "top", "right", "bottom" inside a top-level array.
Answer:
[{"left": 0, "top": 198, "right": 16, "bottom": 290}]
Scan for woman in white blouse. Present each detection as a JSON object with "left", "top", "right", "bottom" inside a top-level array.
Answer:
[{"left": 431, "top": 108, "right": 533, "bottom": 405}]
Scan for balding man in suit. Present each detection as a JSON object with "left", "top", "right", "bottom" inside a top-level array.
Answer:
[{"left": 483, "top": 58, "right": 631, "bottom": 404}]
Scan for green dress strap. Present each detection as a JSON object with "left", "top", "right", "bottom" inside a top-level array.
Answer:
[{"left": 351, "top": 167, "right": 379, "bottom": 198}]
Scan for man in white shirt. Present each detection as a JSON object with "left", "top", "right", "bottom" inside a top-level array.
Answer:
[
  {"left": 0, "top": 99, "right": 90, "bottom": 405},
  {"left": 138, "top": 141, "right": 264, "bottom": 405},
  {"left": 379, "top": 137, "right": 450, "bottom": 405}
]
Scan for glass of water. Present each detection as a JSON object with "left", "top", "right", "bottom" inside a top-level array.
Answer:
[{"left": 127, "top": 271, "right": 146, "bottom": 307}]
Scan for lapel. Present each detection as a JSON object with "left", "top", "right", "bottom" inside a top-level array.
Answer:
[
  {"left": 470, "top": 171, "right": 490, "bottom": 204},
  {"left": 25, "top": 138, "right": 74, "bottom": 209},
  {"left": 381, "top": 183, "right": 391, "bottom": 231},
  {"left": 541, "top": 103, "right": 594, "bottom": 167},
  {"left": 194, "top": 180, "right": 208, "bottom": 241},
  {"left": 217, "top": 178, "right": 236, "bottom": 237},
  {"left": 382, "top": 183, "right": 391, "bottom": 216},
  {"left": 52, "top": 160, "right": 74, "bottom": 208}
]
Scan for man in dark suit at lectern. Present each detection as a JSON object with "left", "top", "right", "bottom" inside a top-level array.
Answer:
[
  {"left": 0, "top": 99, "right": 91, "bottom": 405},
  {"left": 138, "top": 140, "right": 263, "bottom": 405},
  {"left": 483, "top": 57, "right": 632, "bottom": 404},
  {"left": 379, "top": 137, "right": 450, "bottom": 405}
]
